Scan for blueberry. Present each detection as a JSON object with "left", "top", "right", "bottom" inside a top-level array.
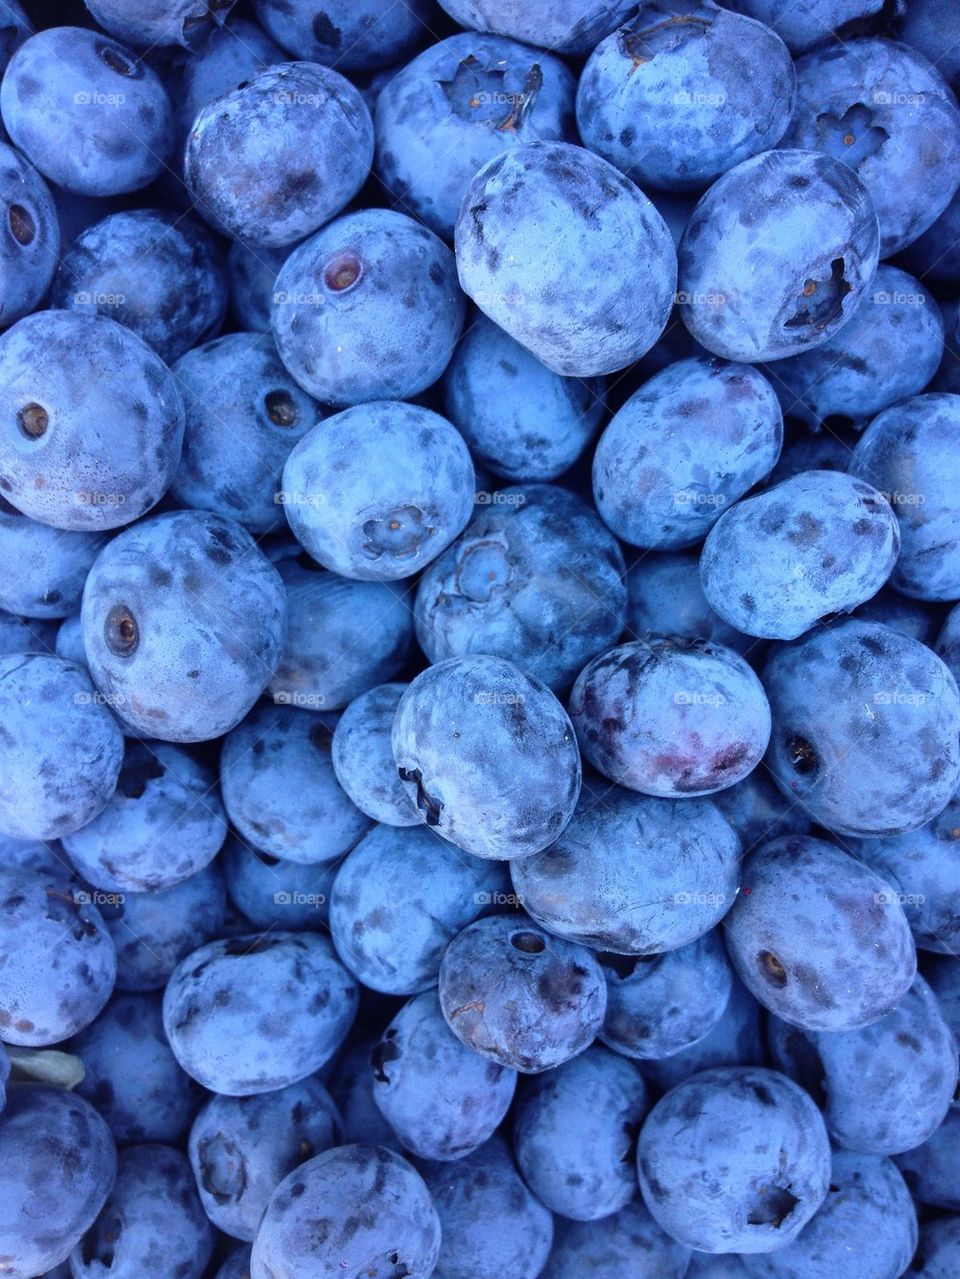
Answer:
[
  {"left": 441, "top": 313, "right": 604, "bottom": 481},
  {"left": 81, "top": 510, "right": 287, "bottom": 741},
  {"left": 221, "top": 704, "right": 370, "bottom": 864},
  {"left": 170, "top": 332, "right": 324, "bottom": 534},
  {"left": 281, "top": 400, "right": 473, "bottom": 578},
  {"left": 0, "top": 608, "right": 56, "bottom": 656},
  {"left": 513, "top": 1045, "right": 649, "bottom": 1220},
  {"left": 855, "top": 589, "right": 944, "bottom": 646},
  {"left": 895, "top": 1106, "right": 960, "bottom": 1210},
  {"left": 738, "top": 1151, "right": 917, "bottom": 1279},
  {"left": 0, "top": 310, "right": 184, "bottom": 531},
  {"left": 84, "top": 0, "right": 238, "bottom": 49},
  {"left": 62, "top": 740, "right": 227, "bottom": 892},
  {"left": 417, "top": 1134, "right": 554, "bottom": 1279},
  {"left": 725, "top": 834, "right": 917, "bottom": 1031},
  {"left": 0, "top": 142, "right": 58, "bottom": 326},
  {"left": 327, "top": 1038, "right": 403, "bottom": 1151},
  {"left": 0, "top": 831, "right": 67, "bottom": 875},
  {"left": 767, "top": 424, "right": 857, "bottom": 486},
  {"left": 643, "top": 975, "right": 766, "bottom": 1093},
  {"left": 713, "top": 769, "right": 811, "bottom": 853},
  {"left": 70, "top": 991, "right": 202, "bottom": 1144},
  {"left": 637, "top": 1066, "right": 831, "bottom": 1254},
  {"left": 0, "top": 1086, "right": 116, "bottom": 1279},
  {"left": 371, "top": 989, "right": 517, "bottom": 1160},
  {"left": 0, "top": 653, "right": 123, "bottom": 840},
  {"left": 624, "top": 552, "right": 754, "bottom": 656},
  {"left": 222, "top": 837, "right": 335, "bottom": 931},
  {"left": 577, "top": 4, "right": 795, "bottom": 192},
  {"left": 433, "top": 0, "right": 636, "bottom": 54},
  {"left": 768, "top": 975, "right": 958, "bottom": 1155},
  {"left": 761, "top": 619, "right": 960, "bottom": 834},
  {"left": 677, "top": 149, "right": 880, "bottom": 362},
  {"left": 455, "top": 140, "right": 677, "bottom": 376},
  {"left": 227, "top": 239, "right": 293, "bottom": 332},
  {"left": 71, "top": 1143, "right": 214, "bottom": 1279},
  {"left": 330, "top": 823, "right": 511, "bottom": 995},
  {"left": 215, "top": 1248, "right": 253, "bottom": 1279},
  {"left": 569, "top": 637, "right": 771, "bottom": 797},
  {"left": 253, "top": 0, "right": 432, "bottom": 71},
  {"left": 163, "top": 932, "right": 358, "bottom": 1094},
  {"left": 593, "top": 355, "right": 783, "bottom": 550},
  {"left": 392, "top": 655, "right": 582, "bottom": 859},
  {"left": 331, "top": 684, "right": 419, "bottom": 826},
  {"left": 268, "top": 544, "right": 414, "bottom": 710},
  {"left": 375, "top": 32, "right": 577, "bottom": 239},
  {"left": 903, "top": 182, "right": 960, "bottom": 284},
  {"left": 51, "top": 208, "right": 228, "bottom": 364},
  {"left": 908, "top": 1215, "right": 960, "bottom": 1278},
  {"left": 189, "top": 1074, "right": 342, "bottom": 1240},
  {"left": 184, "top": 61, "right": 373, "bottom": 247},
  {"left": 176, "top": 18, "right": 285, "bottom": 139},
  {"left": 438, "top": 914, "right": 607, "bottom": 1072},
  {"left": 1, "top": 27, "right": 174, "bottom": 196},
  {"left": 541, "top": 1199, "right": 692, "bottom": 1279},
  {"left": 0, "top": 500, "right": 108, "bottom": 618},
  {"left": 273, "top": 212, "right": 465, "bottom": 406},
  {"left": 251, "top": 1144, "right": 441, "bottom": 1278},
  {"left": 723, "top": 0, "right": 896, "bottom": 52},
  {"left": 511, "top": 785, "right": 741, "bottom": 953},
  {"left": 598, "top": 930, "right": 735, "bottom": 1060},
  {"left": 849, "top": 393, "right": 960, "bottom": 600},
  {"left": 414, "top": 484, "right": 627, "bottom": 693},
  {"left": 782, "top": 38, "right": 960, "bottom": 256},
  {"left": 699, "top": 470, "right": 900, "bottom": 639}
]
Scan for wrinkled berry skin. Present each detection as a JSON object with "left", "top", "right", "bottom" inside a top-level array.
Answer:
[
  {"left": 0, "top": 310, "right": 184, "bottom": 531},
  {"left": 700, "top": 471, "right": 900, "bottom": 639},
  {"left": 415, "top": 485, "right": 626, "bottom": 693},
  {"left": 51, "top": 208, "right": 227, "bottom": 365},
  {"left": 593, "top": 356, "right": 783, "bottom": 550},
  {"left": 739, "top": 1150, "right": 917, "bottom": 1279},
  {"left": 761, "top": 620, "right": 960, "bottom": 835},
  {"left": 1, "top": 27, "right": 173, "bottom": 196},
  {"left": 637, "top": 1066, "right": 831, "bottom": 1254},
  {"left": 185, "top": 62, "right": 373, "bottom": 247},
  {"left": 331, "top": 683, "right": 419, "bottom": 825},
  {"left": 222, "top": 837, "right": 335, "bottom": 932},
  {"left": 768, "top": 976, "right": 957, "bottom": 1155},
  {"left": 725, "top": 0, "right": 897, "bottom": 53},
  {"left": 268, "top": 546, "right": 414, "bottom": 710},
  {"left": 375, "top": 33, "right": 576, "bottom": 239},
  {"left": 71, "top": 1143, "right": 214, "bottom": 1279},
  {"left": 569, "top": 637, "right": 771, "bottom": 797},
  {"left": 0, "top": 142, "right": 58, "bottom": 327},
  {"left": 221, "top": 705, "right": 370, "bottom": 865},
  {"left": 541, "top": 1199, "right": 691, "bottom": 1279},
  {"left": 85, "top": 0, "right": 238, "bottom": 49},
  {"left": 282, "top": 401, "right": 473, "bottom": 580},
  {"left": 0, "top": 1086, "right": 116, "bottom": 1279},
  {"left": 442, "top": 313, "right": 603, "bottom": 481},
  {"left": 456, "top": 140, "right": 676, "bottom": 377},
  {"left": 170, "top": 332, "right": 323, "bottom": 534},
  {"left": 0, "top": 653, "right": 123, "bottom": 840},
  {"left": 849, "top": 393, "right": 960, "bottom": 600},
  {"left": 512, "top": 786, "right": 741, "bottom": 954},
  {"left": 330, "top": 823, "right": 510, "bottom": 995},
  {"left": 0, "top": 867, "right": 117, "bottom": 1045},
  {"left": 163, "top": 932, "right": 358, "bottom": 1095},
  {"left": 577, "top": 4, "right": 795, "bottom": 192},
  {"left": 81, "top": 510, "right": 286, "bottom": 742},
  {"left": 439, "top": 914, "right": 607, "bottom": 1073},
  {"left": 435, "top": 0, "right": 636, "bottom": 54},
  {"left": 254, "top": 0, "right": 432, "bottom": 71},
  {"left": 392, "top": 655, "right": 582, "bottom": 860},
  {"left": 513, "top": 1045, "right": 649, "bottom": 1220},
  {"left": 644, "top": 975, "right": 765, "bottom": 1093},
  {"left": 103, "top": 863, "right": 225, "bottom": 994},
  {"left": 782, "top": 39, "right": 960, "bottom": 256},
  {"left": 0, "top": 502, "right": 107, "bottom": 618},
  {"left": 62, "top": 740, "right": 227, "bottom": 893},
  {"left": 273, "top": 212, "right": 465, "bottom": 406},
  {"left": 251, "top": 1145, "right": 441, "bottom": 1279},
  {"left": 599, "top": 930, "right": 734, "bottom": 1059},
  {"left": 678, "top": 149, "right": 880, "bottom": 362},
  {"left": 763, "top": 265, "right": 944, "bottom": 429},
  {"left": 725, "top": 835, "right": 917, "bottom": 1031},
  {"left": 71, "top": 992, "right": 201, "bottom": 1145},
  {"left": 189, "top": 1075, "right": 342, "bottom": 1241},
  {"left": 372, "top": 990, "right": 517, "bottom": 1160},
  {"left": 417, "top": 1134, "right": 554, "bottom": 1279},
  {"left": 625, "top": 552, "right": 753, "bottom": 655}
]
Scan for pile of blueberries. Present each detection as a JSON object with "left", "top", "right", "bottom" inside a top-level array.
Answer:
[{"left": 4, "top": 0, "right": 960, "bottom": 1276}]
